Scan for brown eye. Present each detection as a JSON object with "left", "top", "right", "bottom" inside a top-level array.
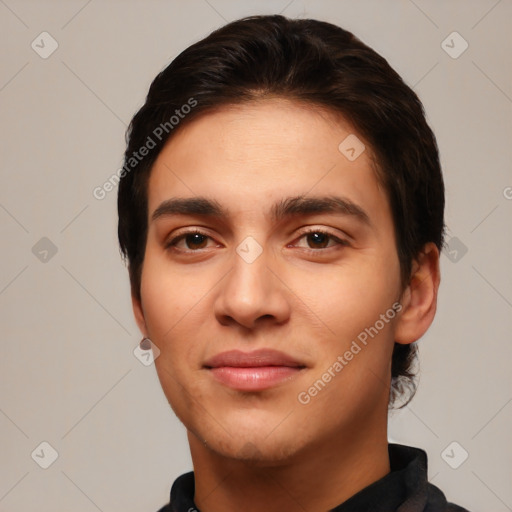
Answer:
[
  {"left": 182, "top": 233, "right": 209, "bottom": 250},
  {"left": 292, "top": 228, "right": 349, "bottom": 251},
  {"left": 305, "top": 231, "right": 330, "bottom": 249},
  {"left": 165, "top": 230, "right": 214, "bottom": 251}
]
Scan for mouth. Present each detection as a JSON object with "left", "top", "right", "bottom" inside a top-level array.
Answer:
[{"left": 203, "top": 349, "right": 307, "bottom": 392}]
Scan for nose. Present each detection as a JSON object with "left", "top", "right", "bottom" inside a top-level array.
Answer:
[{"left": 213, "top": 245, "right": 291, "bottom": 331}]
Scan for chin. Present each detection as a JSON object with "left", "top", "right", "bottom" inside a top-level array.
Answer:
[
  {"left": 212, "top": 434, "right": 304, "bottom": 465},
  {"left": 191, "top": 412, "right": 310, "bottom": 465}
]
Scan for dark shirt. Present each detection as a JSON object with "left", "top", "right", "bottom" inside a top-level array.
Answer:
[{"left": 157, "top": 443, "right": 471, "bottom": 512}]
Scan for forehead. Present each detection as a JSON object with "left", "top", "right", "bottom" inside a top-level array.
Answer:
[
  {"left": 155, "top": 98, "right": 370, "bottom": 165},
  {"left": 146, "top": 98, "right": 386, "bottom": 223}
]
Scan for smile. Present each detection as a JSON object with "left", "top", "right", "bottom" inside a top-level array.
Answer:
[{"left": 203, "top": 349, "right": 306, "bottom": 391}]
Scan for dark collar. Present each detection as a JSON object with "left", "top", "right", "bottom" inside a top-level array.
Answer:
[{"left": 161, "top": 443, "right": 469, "bottom": 512}]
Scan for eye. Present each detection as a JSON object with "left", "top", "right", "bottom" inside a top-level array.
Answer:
[
  {"left": 165, "top": 229, "right": 217, "bottom": 252},
  {"left": 291, "top": 228, "right": 349, "bottom": 252},
  {"left": 165, "top": 227, "right": 349, "bottom": 254}
]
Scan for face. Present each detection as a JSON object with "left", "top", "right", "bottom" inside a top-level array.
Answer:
[{"left": 134, "top": 98, "right": 405, "bottom": 463}]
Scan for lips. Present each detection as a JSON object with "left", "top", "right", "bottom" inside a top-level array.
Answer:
[{"left": 203, "top": 349, "right": 306, "bottom": 391}]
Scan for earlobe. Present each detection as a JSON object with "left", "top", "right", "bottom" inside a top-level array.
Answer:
[
  {"left": 131, "top": 292, "right": 148, "bottom": 337},
  {"left": 394, "top": 242, "right": 441, "bottom": 345}
]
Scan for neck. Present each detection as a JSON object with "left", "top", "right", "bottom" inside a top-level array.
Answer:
[{"left": 189, "top": 423, "right": 390, "bottom": 512}]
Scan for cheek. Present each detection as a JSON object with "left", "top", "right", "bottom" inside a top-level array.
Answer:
[
  {"left": 140, "top": 259, "right": 208, "bottom": 412},
  {"left": 141, "top": 246, "right": 205, "bottom": 322},
  {"left": 288, "top": 253, "right": 401, "bottom": 346},
  {"left": 139, "top": 253, "right": 205, "bottom": 360}
]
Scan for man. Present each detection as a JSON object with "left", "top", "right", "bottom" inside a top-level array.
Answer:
[{"left": 117, "top": 14, "right": 471, "bottom": 512}]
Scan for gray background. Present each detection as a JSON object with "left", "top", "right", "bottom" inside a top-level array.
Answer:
[{"left": 1, "top": 0, "right": 511, "bottom": 511}]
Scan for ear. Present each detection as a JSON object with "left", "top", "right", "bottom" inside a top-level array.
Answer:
[
  {"left": 131, "top": 292, "right": 148, "bottom": 338},
  {"left": 394, "top": 242, "right": 441, "bottom": 345}
]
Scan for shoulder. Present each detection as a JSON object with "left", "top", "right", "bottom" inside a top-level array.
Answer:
[
  {"left": 155, "top": 471, "right": 196, "bottom": 512},
  {"left": 426, "top": 482, "right": 472, "bottom": 512}
]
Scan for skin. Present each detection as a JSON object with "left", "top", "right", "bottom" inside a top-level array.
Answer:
[{"left": 132, "top": 98, "right": 440, "bottom": 512}]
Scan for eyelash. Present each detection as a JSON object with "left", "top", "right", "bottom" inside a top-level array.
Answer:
[{"left": 165, "top": 228, "right": 349, "bottom": 254}]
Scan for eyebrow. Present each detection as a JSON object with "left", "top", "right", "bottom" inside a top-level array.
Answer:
[{"left": 151, "top": 195, "right": 371, "bottom": 226}]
